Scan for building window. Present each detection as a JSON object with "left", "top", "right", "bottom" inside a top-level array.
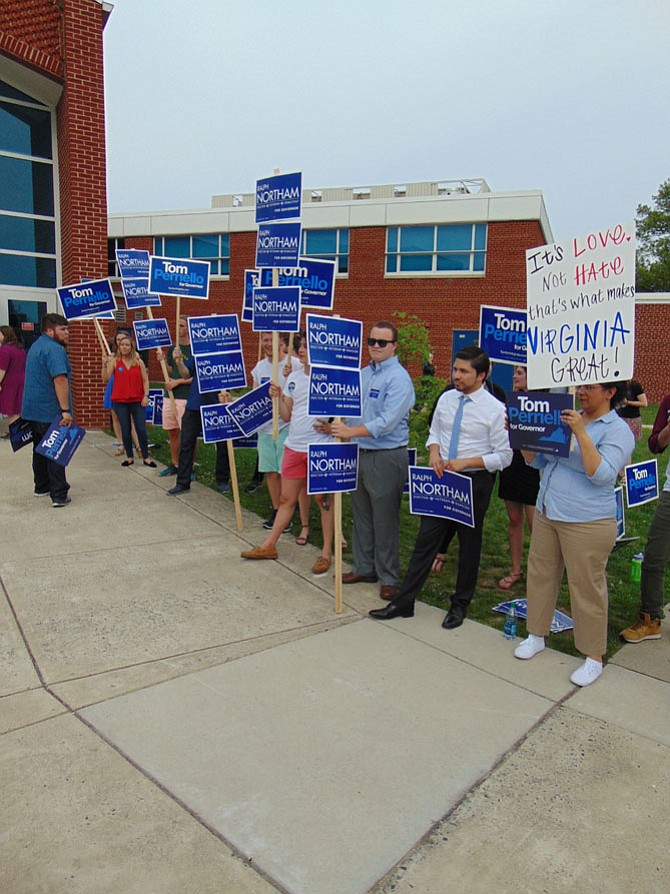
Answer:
[
  {"left": 0, "top": 79, "right": 57, "bottom": 289},
  {"left": 107, "top": 238, "right": 125, "bottom": 277},
  {"left": 301, "top": 228, "right": 349, "bottom": 274},
  {"left": 385, "top": 223, "right": 487, "bottom": 274},
  {"left": 153, "top": 233, "right": 230, "bottom": 276}
]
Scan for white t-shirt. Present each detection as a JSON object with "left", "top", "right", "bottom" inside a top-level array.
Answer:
[
  {"left": 283, "top": 367, "right": 332, "bottom": 453},
  {"left": 251, "top": 354, "right": 301, "bottom": 435}
]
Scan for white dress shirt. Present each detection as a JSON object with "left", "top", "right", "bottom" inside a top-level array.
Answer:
[{"left": 427, "top": 385, "right": 512, "bottom": 473}]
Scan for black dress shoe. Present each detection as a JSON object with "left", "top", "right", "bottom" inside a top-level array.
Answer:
[
  {"left": 369, "top": 602, "right": 414, "bottom": 620},
  {"left": 167, "top": 484, "right": 190, "bottom": 495},
  {"left": 442, "top": 605, "right": 466, "bottom": 629}
]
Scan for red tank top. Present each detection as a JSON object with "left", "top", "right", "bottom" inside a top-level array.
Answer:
[{"left": 111, "top": 360, "right": 144, "bottom": 402}]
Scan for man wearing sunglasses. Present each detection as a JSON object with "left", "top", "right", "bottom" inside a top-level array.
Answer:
[{"left": 330, "top": 321, "right": 415, "bottom": 600}]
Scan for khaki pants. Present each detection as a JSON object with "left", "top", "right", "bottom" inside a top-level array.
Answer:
[{"left": 527, "top": 511, "right": 616, "bottom": 657}]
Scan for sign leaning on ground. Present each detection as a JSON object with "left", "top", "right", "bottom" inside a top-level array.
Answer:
[
  {"left": 625, "top": 458, "right": 659, "bottom": 508},
  {"left": 525, "top": 221, "right": 636, "bottom": 389},
  {"left": 479, "top": 305, "right": 527, "bottom": 366},
  {"left": 148, "top": 255, "right": 210, "bottom": 299},
  {"left": 408, "top": 466, "right": 475, "bottom": 528},
  {"left": 58, "top": 279, "right": 117, "bottom": 320}
]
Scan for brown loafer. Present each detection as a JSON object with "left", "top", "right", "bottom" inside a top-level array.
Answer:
[
  {"left": 312, "top": 556, "right": 331, "bottom": 576},
  {"left": 379, "top": 585, "right": 399, "bottom": 601},
  {"left": 241, "top": 546, "right": 278, "bottom": 560},
  {"left": 341, "top": 572, "right": 377, "bottom": 584}
]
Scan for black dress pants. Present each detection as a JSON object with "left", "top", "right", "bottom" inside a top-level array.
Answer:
[
  {"left": 30, "top": 420, "right": 69, "bottom": 501},
  {"left": 394, "top": 471, "right": 496, "bottom": 611}
]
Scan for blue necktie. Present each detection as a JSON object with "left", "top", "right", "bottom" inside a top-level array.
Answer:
[{"left": 448, "top": 394, "right": 469, "bottom": 459}]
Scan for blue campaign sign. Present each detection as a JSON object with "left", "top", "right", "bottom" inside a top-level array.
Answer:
[
  {"left": 121, "top": 277, "right": 161, "bottom": 309},
  {"left": 58, "top": 278, "right": 117, "bottom": 320},
  {"left": 36, "top": 417, "right": 86, "bottom": 467},
  {"left": 308, "top": 366, "right": 362, "bottom": 417},
  {"left": 148, "top": 255, "right": 210, "bottom": 299},
  {"left": 200, "top": 404, "right": 241, "bottom": 444},
  {"left": 243, "top": 270, "right": 261, "bottom": 323},
  {"left": 116, "top": 248, "right": 150, "bottom": 279},
  {"left": 263, "top": 258, "right": 336, "bottom": 310},
  {"left": 146, "top": 388, "right": 164, "bottom": 424},
  {"left": 252, "top": 286, "right": 301, "bottom": 332},
  {"left": 225, "top": 381, "right": 273, "bottom": 436},
  {"left": 306, "top": 314, "right": 362, "bottom": 369},
  {"left": 188, "top": 314, "right": 242, "bottom": 356},
  {"left": 307, "top": 443, "right": 359, "bottom": 495},
  {"left": 479, "top": 305, "right": 527, "bottom": 366},
  {"left": 255, "top": 221, "right": 301, "bottom": 269},
  {"left": 408, "top": 466, "right": 475, "bottom": 528},
  {"left": 194, "top": 350, "right": 247, "bottom": 393},
  {"left": 625, "top": 459, "right": 659, "bottom": 508},
  {"left": 615, "top": 486, "right": 625, "bottom": 540},
  {"left": 507, "top": 391, "right": 573, "bottom": 457},
  {"left": 133, "top": 318, "right": 172, "bottom": 351},
  {"left": 256, "top": 171, "right": 302, "bottom": 224},
  {"left": 9, "top": 417, "right": 32, "bottom": 453}
]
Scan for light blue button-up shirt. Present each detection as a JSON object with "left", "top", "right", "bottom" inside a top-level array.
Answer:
[
  {"left": 348, "top": 355, "right": 415, "bottom": 449},
  {"left": 531, "top": 410, "right": 634, "bottom": 522}
]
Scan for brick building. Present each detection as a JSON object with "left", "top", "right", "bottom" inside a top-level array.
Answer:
[
  {"left": 109, "top": 181, "right": 670, "bottom": 402},
  {"left": 109, "top": 179, "right": 553, "bottom": 394},
  {"left": 0, "top": 0, "right": 112, "bottom": 428}
]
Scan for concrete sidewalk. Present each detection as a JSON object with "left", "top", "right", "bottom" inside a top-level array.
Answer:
[{"left": 1, "top": 430, "right": 669, "bottom": 894}]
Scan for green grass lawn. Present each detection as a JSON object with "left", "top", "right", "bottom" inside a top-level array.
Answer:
[{"left": 142, "top": 400, "right": 667, "bottom": 660}]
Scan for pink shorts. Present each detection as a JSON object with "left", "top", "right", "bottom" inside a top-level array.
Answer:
[
  {"left": 161, "top": 397, "right": 187, "bottom": 430},
  {"left": 281, "top": 446, "right": 307, "bottom": 479}
]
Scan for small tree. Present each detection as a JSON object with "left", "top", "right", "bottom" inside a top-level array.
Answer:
[
  {"left": 392, "top": 311, "right": 433, "bottom": 370},
  {"left": 636, "top": 178, "right": 670, "bottom": 292}
]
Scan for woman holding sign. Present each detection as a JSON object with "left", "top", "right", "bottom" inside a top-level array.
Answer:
[
  {"left": 513, "top": 381, "right": 633, "bottom": 687},
  {"left": 104, "top": 334, "right": 156, "bottom": 468},
  {"left": 240, "top": 332, "right": 334, "bottom": 576}
]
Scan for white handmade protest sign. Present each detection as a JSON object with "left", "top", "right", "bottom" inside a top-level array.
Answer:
[{"left": 525, "top": 222, "right": 635, "bottom": 389}]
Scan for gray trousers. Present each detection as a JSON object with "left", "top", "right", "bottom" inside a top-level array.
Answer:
[
  {"left": 350, "top": 447, "right": 409, "bottom": 586},
  {"left": 641, "top": 490, "right": 670, "bottom": 619}
]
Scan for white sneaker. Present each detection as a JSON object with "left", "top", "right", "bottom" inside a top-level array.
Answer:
[
  {"left": 514, "top": 634, "right": 545, "bottom": 660},
  {"left": 570, "top": 658, "right": 603, "bottom": 687}
]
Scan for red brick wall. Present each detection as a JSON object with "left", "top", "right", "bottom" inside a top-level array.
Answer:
[
  {"left": 0, "top": 0, "right": 63, "bottom": 76},
  {"left": 634, "top": 304, "right": 670, "bottom": 404},
  {"left": 128, "top": 221, "right": 545, "bottom": 386},
  {"left": 56, "top": 0, "right": 109, "bottom": 428},
  {"left": 2, "top": 0, "right": 110, "bottom": 428}
]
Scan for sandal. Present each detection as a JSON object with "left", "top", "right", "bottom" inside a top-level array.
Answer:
[
  {"left": 296, "top": 526, "right": 310, "bottom": 546},
  {"left": 498, "top": 571, "right": 524, "bottom": 590},
  {"left": 114, "top": 447, "right": 125, "bottom": 457},
  {"left": 121, "top": 459, "right": 134, "bottom": 466},
  {"left": 312, "top": 556, "right": 331, "bottom": 576},
  {"left": 431, "top": 553, "right": 445, "bottom": 574}
]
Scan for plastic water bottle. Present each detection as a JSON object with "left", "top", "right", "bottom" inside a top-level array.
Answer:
[
  {"left": 630, "top": 553, "right": 643, "bottom": 583},
  {"left": 503, "top": 601, "right": 518, "bottom": 640}
]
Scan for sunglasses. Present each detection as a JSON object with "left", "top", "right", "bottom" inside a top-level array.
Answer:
[{"left": 367, "top": 338, "right": 395, "bottom": 347}]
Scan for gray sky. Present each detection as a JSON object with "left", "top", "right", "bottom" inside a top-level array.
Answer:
[{"left": 103, "top": 0, "right": 669, "bottom": 243}]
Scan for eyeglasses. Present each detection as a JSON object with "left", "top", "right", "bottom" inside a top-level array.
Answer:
[{"left": 367, "top": 338, "right": 395, "bottom": 348}]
